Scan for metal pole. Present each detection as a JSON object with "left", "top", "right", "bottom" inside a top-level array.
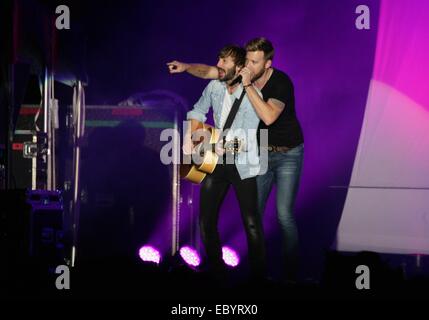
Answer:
[
  {"left": 40, "top": 67, "right": 50, "bottom": 190},
  {"left": 171, "top": 110, "right": 180, "bottom": 256},
  {"left": 43, "top": 68, "right": 48, "bottom": 134},
  {"left": 71, "top": 81, "right": 84, "bottom": 267},
  {"left": 5, "top": 64, "right": 14, "bottom": 189}
]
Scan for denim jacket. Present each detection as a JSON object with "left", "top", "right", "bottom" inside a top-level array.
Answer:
[{"left": 187, "top": 80, "right": 263, "bottom": 179}]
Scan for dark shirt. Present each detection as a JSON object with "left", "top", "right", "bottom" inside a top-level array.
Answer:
[{"left": 259, "top": 68, "right": 304, "bottom": 148}]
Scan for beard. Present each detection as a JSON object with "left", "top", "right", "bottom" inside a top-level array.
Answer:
[
  {"left": 217, "top": 66, "right": 237, "bottom": 82},
  {"left": 251, "top": 67, "right": 266, "bottom": 82}
]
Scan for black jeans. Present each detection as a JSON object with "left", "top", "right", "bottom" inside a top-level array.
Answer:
[{"left": 199, "top": 164, "right": 266, "bottom": 278}]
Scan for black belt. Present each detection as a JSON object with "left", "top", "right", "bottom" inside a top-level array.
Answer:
[{"left": 265, "top": 145, "right": 291, "bottom": 152}]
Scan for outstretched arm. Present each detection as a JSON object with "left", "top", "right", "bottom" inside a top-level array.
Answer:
[{"left": 167, "top": 60, "right": 218, "bottom": 79}]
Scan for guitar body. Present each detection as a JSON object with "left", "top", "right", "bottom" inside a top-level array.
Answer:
[
  {"left": 180, "top": 122, "right": 221, "bottom": 184},
  {"left": 180, "top": 122, "right": 242, "bottom": 184},
  {"left": 180, "top": 163, "right": 207, "bottom": 184}
]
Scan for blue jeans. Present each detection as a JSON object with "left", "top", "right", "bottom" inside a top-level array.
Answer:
[{"left": 256, "top": 143, "right": 304, "bottom": 281}]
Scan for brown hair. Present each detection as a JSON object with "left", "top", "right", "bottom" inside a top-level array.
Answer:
[
  {"left": 218, "top": 45, "right": 246, "bottom": 67},
  {"left": 245, "top": 37, "right": 274, "bottom": 61}
]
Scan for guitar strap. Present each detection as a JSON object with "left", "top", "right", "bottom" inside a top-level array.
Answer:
[
  {"left": 221, "top": 88, "right": 246, "bottom": 159},
  {"left": 222, "top": 88, "right": 246, "bottom": 131}
]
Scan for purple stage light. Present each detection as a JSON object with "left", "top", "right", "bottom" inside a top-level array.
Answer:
[
  {"left": 138, "top": 245, "right": 161, "bottom": 264},
  {"left": 222, "top": 246, "right": 240, "bottom": 267},
  {"left": 179, "top": 246, "right": 201, "bottom": 267}
]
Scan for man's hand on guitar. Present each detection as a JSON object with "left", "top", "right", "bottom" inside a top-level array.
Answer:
[
  {"left": 182, "top": 135, "right": 194, "bottom": 155},
  {"left": 214, "top": 140, "right": 225, "bottom": 156}
]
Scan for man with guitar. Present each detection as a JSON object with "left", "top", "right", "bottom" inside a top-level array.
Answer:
[
  {"left": 170, "top": 45, "right": 266, "bottom": 282},
  {"left": 168, "top": 38, "right": 304, "bottom": 284}
]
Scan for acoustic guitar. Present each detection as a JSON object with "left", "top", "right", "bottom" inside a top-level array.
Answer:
[{"left": 180, "top": 122, "right": 242, "bottom": 184}]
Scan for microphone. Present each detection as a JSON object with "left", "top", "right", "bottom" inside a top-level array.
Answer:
[{"left": 229, "top": 75, "right": 242, "bottom": 86}]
